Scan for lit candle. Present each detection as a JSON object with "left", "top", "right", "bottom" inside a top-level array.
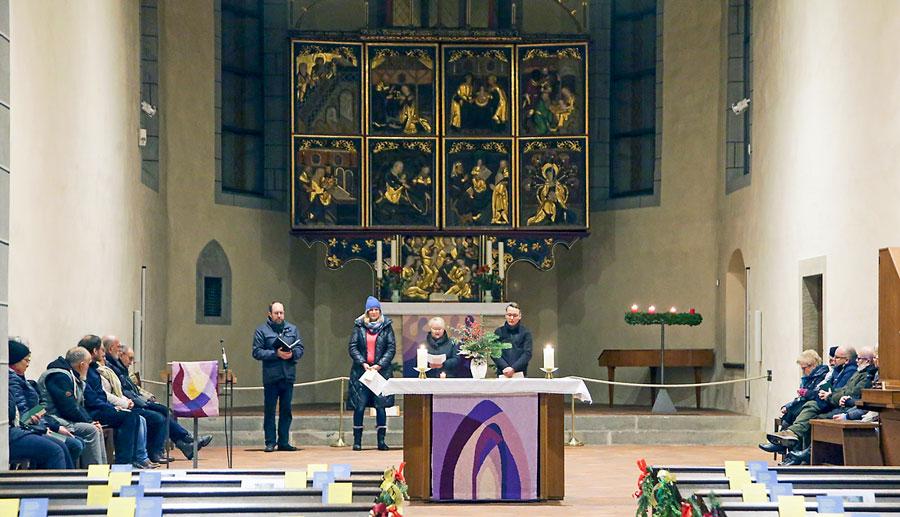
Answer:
[
  {"left": 544, "top": 344, "right": 555, "bottom": 370},
  {"left": 376, "top": 241, "right": 383, "bottom": 279},
  {"left": 498, "top": 242, "right": 505, "bottom": 279},
  {"left": 439, "top": 372, "right": 447, "bottom": 379},
  {"left": 417, "top": 345, "right": 427, "bottom": 370},
  {"left": 689, "top": 308, "right": 696, "bottom": 315},
  {"left": 648, "top": 305, "right": 656, "bottom": 314},
  {"left": 630, "top": 304, "right": 639, "bottom": 313},
  {"left": 670, "top": 306, "right": 677, "bottom": 314}
]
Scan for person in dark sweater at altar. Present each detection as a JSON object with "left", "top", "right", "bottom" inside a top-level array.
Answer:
[
  {"left": 424, "top": 317, "right": 460, "bottom": 378},
  {"left": 493, "top": 302, "right": 533, "bottom": 378}
]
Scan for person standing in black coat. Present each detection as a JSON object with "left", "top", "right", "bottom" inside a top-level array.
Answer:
[
  {"left": 252, "top": 301, "right": 304, "bottom": 453},
  {"left": 493, "top": 302, "right": 533, "bottom": 377},
  {"left": 424, "top": 316, "right": 461, "bottom": 378},
  {"left": 347, "top": 296, "right": 395, "bottom": 451}
]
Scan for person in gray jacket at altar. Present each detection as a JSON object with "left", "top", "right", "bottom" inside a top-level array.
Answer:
[
  {"left": 424, "top": 317, "right": 461, "bottom": 378},
  {"left": 493, "top": 302, "right": 533, "bottom": 377}
]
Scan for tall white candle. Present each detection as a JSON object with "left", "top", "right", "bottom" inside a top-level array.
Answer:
[
  {"left": 544, "top": 344, "right": 555, "bottom": 370},
  {"left": 498, "top": 242, "right": 505, "bottom": 279},
  {"left": 486, "top": 239, "right": 493, "bottom": 270},
  {"left": 417, "top": 345, "right": 427, "bottom": 370},
  {"left": 391, "top": 238, "right": 398, "bottom": 267},
  {"left": 376, "top": 241, "right": 383, "bottom": 278}
]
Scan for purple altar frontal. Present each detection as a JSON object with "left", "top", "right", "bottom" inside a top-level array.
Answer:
[{"left": 431, "top": 394, "right": 538, "bottom": 501}]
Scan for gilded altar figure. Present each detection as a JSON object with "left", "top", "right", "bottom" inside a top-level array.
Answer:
[
  {"left": 399, "top": 84, "right": 432, "bottom": 135},
  {"left": 487, "top": 75, "right": 508, "bottom": 125},
  {"left": 491, "top": 160, "right": 510, "bottom": 224},
  {"left": 450, "top": 74, "right": 474, "bottom": 129},
  {"left": 549, "top": 86, "right": 575, "bottom": 131},
  {"left": 444, "top": 260, "right": 473, "bottom": 298},
  {"left": 296, "top": 61, "right": 311, "bottom": 104},
  {"left": 527, "top": 162, "right": 570, "bottom": 225}
]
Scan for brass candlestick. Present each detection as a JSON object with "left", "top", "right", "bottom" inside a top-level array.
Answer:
[
  {"left": 540, "top": 367, "right": 558, "bottom": 379},
  {"left": 414, "top": 367, "right": 431, "bottom": 379}
]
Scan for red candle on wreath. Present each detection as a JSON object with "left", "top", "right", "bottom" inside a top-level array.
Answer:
[
  {"left": 647, "top": 305, "right": 656, "bottom": 314},
  {"left": 630, "top": 304, "right": 639, "bottom": 313},
  {"left": 689, "top": 308, "right": 696, "bottom": 315}
]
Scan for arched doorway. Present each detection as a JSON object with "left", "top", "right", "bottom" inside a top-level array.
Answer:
[{"left": 725, "top": 250, "right": 747, "bottom": 364}]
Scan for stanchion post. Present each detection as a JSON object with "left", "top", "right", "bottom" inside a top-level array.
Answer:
[
  {"left": 331, "top": 377, "right": 348, "bottom": 447},
  {"left": 566, "top": 395, "right": 584, "bottom": 447}
]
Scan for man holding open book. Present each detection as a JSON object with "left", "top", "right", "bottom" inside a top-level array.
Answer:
[{"left": 252, "top": 301, "right": 304, "bottom": 452}]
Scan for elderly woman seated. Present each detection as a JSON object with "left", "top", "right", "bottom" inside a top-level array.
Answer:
[{"left": 759, "top": 349, "right": 829, "bottom": 454}]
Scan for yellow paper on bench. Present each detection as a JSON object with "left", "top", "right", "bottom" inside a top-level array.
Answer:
[
  {"left": 777, "top": 495, "right": 807, "bottom": 516},
  {"left": 106, "top": 496, "right": 136, "bottom": 517},
  {"left": 285, "top": 471, "right": 307, "bottom": 488},
  {"left": 728, "top": 471, "right": 752, "bottom": 490},
  {"left": 724, "top": 460, "right": 746, "bottom": 478},
  {"left": 88, "top": 464, "right": 111, "bottom": 479},
  {"left": 742, "top": 483, "right": 767, "bottom": 503},
  {"left": 326, "top": 482, "right": 353, "bottom": 504},
  {"left": 0, "top": 499, "right": 19, "bottom": 515},
  {"left": 108, "top": 472, "right": 132, "bottom": 490},
  {"left": 87, "top": 485, "right": 114, "bottom": 506},
  {"left": 307, "top": 463, "right": 329, "bottom": 480}
]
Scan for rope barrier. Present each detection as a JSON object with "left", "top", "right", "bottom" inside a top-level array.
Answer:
[
  {"left": 141, "top": 376, "right": 350, "bottom": 390},
  {"left": 573, "top": 373, "right": 769, "bottom": 389}
]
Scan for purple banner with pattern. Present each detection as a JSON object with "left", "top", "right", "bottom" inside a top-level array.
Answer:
[
  {"left": 171, "top": 361, "right": 219, "bottom": 418},
  {"left": 431, "top": 394, "right": 538, "bottom": 501}
]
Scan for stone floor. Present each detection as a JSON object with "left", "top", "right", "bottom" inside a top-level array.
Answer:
[{"left": 177, "top": 444, "right": 773, "bottom": 516}]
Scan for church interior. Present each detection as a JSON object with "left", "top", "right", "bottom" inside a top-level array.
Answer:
[{"left": 2, "top": 0, "right": 900, "bottom": 515}]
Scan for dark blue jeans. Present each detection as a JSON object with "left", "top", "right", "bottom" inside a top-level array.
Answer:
[
  {"left": 92, "top": 408, "right": 140, "bottom": 464},
  {"left": 263, "top": 379, "right": 294, "bottom": 447},
  {"left": 11, "top": 433, "right": 69, "bottom": 469}
]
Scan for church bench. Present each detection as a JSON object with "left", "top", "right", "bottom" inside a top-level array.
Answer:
[
  {"left": 0, "top": 473, "right": 384, "bottom": 489},
  {"left": 715, "top": 501, "right": 900, "bottom": 515},
  {"left": 810, "top": 419, "right": 883, "bottom": 466},
  {"left": 672, "top": 473, "right": 900, "bottom": 493}
]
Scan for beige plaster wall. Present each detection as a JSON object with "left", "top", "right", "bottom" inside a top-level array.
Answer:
[
  {"left": 8, "top": 1, "right": 170, "bottom": 379},
  {"left": 556, "top": 1, "right": 724, "bottom": 407},
  {"left": 718, "top": 1, "right": 900, "bottom": 425}
]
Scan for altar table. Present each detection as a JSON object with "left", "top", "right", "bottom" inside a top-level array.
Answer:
[{"left": 379, "top": 378, "right": 591, "bottom": 502}]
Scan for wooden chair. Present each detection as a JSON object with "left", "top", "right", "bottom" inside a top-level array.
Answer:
[{"left": 810, "top": 419, "right": 883, "bottom": 466}]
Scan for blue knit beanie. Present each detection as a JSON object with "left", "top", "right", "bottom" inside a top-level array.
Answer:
[{"left": 365, "top": 296, "right": 381, "bottom": 311}]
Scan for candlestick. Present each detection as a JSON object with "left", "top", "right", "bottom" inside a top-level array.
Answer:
[
  {"left": 689, "top": 308, "right": 696, "bottom": 314},
  {"left": 498, "top": 242, "right": 505, "bottom": 279},
  {"left": 417, "top": 345, "right": 427, "bottom": 370},
  {"left": 543, "top": 344, "right": 555, "bottom": 370},
  {"left": 540, "top": 367, "right": 558, "bottom": 379},
  {"left": 630, "top": 304, "right": 639, "bottom": 313},
  {"left": 376, "top": 241, "right": 383, "bottom": 279},
  {"left": 414, "top": 366, "right": 431, "bottom": 379},
  {"left": 648, "top": 305, "right": 656, "bottom": 314}
]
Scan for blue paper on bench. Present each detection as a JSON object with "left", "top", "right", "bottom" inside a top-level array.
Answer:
[
  {"left": 755, "top": 470, "right": 777, "bottom": 485},
  {"left": 768, "top": 482, "right": 794, "bottom": 502},
  {"left": 816, "top": 495, "right": 844, "bottom": 513},
  {"left": 747, "top": 461, "right": 768, "bottom": 475},
  {"left": 135, "top": 496, "right": 163, "bottom": 517},
  {"left": 331, "top": 464, "right": 352, "bottom": 480},
  {"left": 313, "top": 471, "right": 336, "bottom": 490},
  {"left": 120, "top": 485, "right": 145, "bottom": 499},
  {"left": 111, "top": 464, "right": 133, "bottom": 473},
  {"left": 139, "top": 471, "right": 161, "bottom": 489},
  {"left": 18, "top": 498, "right": 49, "bottom": 517}
]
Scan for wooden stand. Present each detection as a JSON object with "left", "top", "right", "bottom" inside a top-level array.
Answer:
[
  {"left": 598, "top": 349, "right": 713, "bottom": 408},
  {"left": 810, "top": 419, "right": 883, "bottom": 466}
]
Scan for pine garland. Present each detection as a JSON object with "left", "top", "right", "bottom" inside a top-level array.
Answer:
[{"left": 625, "top": 312, "right": 703, "bottom": 326}]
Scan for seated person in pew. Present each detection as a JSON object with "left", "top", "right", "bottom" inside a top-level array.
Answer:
[
  {"left": 37, "top": 346, "right": 108, "bottom": 466},
  {"left": 8, "top": 394, "right": 71, "bottom": 469},
  {"left": 424, "top": 317, "right": 461, "bottom": 378},
  {"left": 768, "top": 346, "right": 878, "bottom": 465},
  {"left": 95, "top": 348, "right": 158, "bottom": 469},
  {"left": 759, "top": 349, "right": 829, "bottom": 453},
  {"left": 834, "top": 350, "right": 880, "bottom": 423},
  {"left": 8, "top": 338, "right": 81, "bottom": 468}
]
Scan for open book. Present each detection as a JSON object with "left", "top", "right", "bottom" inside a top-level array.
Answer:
[{"left": 276, "top": 337, "right": 301, "bottom": 352}]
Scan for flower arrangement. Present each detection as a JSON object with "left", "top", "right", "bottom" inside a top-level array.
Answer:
[
  {"left": 472, "top": 265, "right": 500, "bottom": 292},
  {"left": 370, "top": 462, "right": 408, "bottom": 517},
  {"left": 382, "top": 265, "right": 406, "bottom": 292},
  {"left": 634, "top": 459, "right": 726, "bottom": 517},
  {"left": 452, "top": 320, "right": 511, "bottom": 366}
]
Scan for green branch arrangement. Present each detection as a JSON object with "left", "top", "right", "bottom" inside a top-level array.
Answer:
[{"left": 625, "top": 312, "right": 703, "bottom": 326}]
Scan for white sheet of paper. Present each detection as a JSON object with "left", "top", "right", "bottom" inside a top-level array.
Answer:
[
  {"left": 360, "top": 368, "right": 388, "bottom": 394},
  {"left": 497, "top": 372, "right": 525, "bottom": 379},
  {"left": 427, "top": 353, "right": 446, "bottom": 363}
]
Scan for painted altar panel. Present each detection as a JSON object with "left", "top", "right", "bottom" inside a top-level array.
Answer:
[
  {"left": 291, "top": 136, "right": 363, "bottom": 228},
  {"left": 397, "top": 236, "right": 480, "bottom": 301},
  {"left": 368, "top": 138, "right": 438, "bottom": 228},
  {"left": 518, "top": 137, "right": 588, "bottom": 229},
  {"left": 442, "top": 45, "right": 514, "bottom": 136},
  {"left": 517, "top": 43, "right": 588, "bottom": 137},
  {"left": 291, "top": 41, "right": 362, "bottom": 135},
  {"left": 367, "top": 44, "right": 438, "bottom": 136},
  {"left": 443, "top": 138, "right": 514, "bottom": 229}
]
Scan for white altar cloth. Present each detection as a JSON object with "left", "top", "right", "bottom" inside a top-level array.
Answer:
[{"left": 377, "top": 377, "right": 592, "bottom": 403}]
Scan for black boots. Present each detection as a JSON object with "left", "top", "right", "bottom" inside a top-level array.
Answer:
[
  {"left": 352, "top": 428, "right": 363, "bottom": 451},
  {"left": 377, "top": 428, "right": 390, "bottom": 451}
]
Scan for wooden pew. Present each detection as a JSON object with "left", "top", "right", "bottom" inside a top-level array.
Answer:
[
  {"left": 0, "top": 473, "right": 384, "bottom": 489},
  {"left": 597, "top": 349, "right": 714, "bottom": 407},
  {"left": 810, "top": 419, "right": 883, "bottom": 465},
  {"left": 32, "top": 502, "right": 373, "bottom": 516}
]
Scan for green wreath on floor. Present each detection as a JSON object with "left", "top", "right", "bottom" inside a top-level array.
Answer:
[{"left": 633, "top": 459, "right": 727, "bottom": 517}]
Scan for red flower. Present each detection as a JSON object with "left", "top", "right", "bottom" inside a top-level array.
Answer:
[
  {"left": 395, "top": 462, "right": 406, "bottom": 484},
  {"left": 681, "top": 502, "right": 693, "bottom": 517},
  {"left": 388, "top": 265, "right": 403, "bottom": 275}
]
